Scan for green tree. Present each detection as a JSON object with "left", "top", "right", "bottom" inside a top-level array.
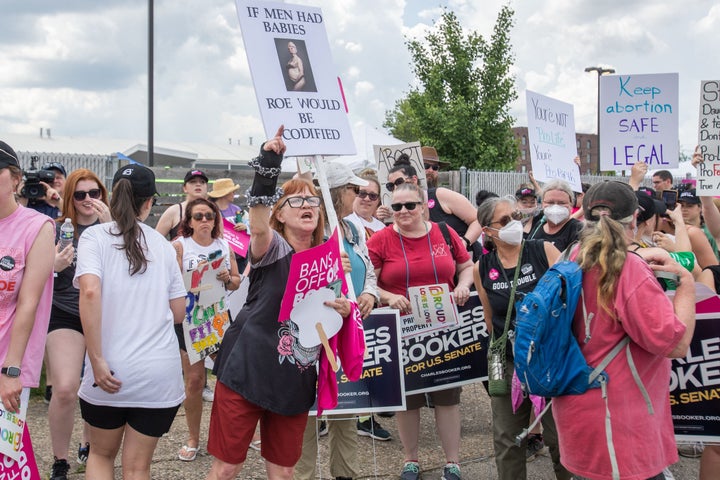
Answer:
[{"left": 384, "top": 6, "right": 519, "bottom": 171}]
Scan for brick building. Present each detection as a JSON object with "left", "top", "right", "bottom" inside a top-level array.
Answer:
[{"left": 512, "top": 127, "right": 599, "bottom": 174}]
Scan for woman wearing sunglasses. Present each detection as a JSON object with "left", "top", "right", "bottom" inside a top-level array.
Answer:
[
  {"left": 205, "top": 128, "right": 355, "bottom": 480},
  {"left": 172, "top": 198, "right": 240, "bottom": 463},
  {"left": 473, "top": 196, "right": 570, "bottom": 480},
  {"left": 367, "top": 182, "right": 473, "bottom": 480},
  {"left": 46, "top": 168, "right": 111, "bottom": 479},
  {"left": 346, "top": 173, "right": 386, "bottom": 239}
]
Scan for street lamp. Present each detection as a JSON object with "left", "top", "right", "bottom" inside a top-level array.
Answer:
[{"left": 585, "top": 66, "right": 615, "bottom": 171}]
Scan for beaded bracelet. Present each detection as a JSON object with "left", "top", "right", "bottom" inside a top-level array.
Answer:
[
  {"left": 245, "top": 187, "right": 284, "bottom": 207},
  {"left": 248, "top": 156, "right": 281, "bottom": 178}
]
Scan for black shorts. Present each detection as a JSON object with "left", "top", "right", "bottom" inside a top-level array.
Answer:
[
  {"left": 48, "top": 304, "right": 83, "bottom": 334},
  {"left": 79, "top": 399, "right": 181, "bottom": 438}
]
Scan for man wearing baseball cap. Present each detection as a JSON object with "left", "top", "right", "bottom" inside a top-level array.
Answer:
[
  {"left": 17, "top": 160, "right": 68, "bottom": 219},
  {"left": 156, "top": 169, "right": 209, "bottom": 239},
  {"left": 421, "top": 146, "right": 483, "bottom": 261}
]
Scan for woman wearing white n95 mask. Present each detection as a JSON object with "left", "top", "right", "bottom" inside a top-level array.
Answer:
[
  {"left": 526, "top": 179, "right": 583, "bottom": 252},
  {"left": 473, "top": 196, "right": 570, "bottom": 480}
]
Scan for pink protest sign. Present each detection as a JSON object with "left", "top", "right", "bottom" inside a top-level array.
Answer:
[
  {"left": 278, "top": 228, "right": 347, "bottom": 323},
  {"left": 0, "top": 423, "right": 40, "bottom": 479},
  {"left": 222, "top": 218, "right": 250, "bottom": 258}
]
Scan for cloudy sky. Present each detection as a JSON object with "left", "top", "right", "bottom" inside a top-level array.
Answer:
[{"left": 1, "top": 0, "right": 718, "bottom": 157}]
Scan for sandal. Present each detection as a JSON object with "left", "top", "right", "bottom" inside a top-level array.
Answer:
[
  {"left": 249, "top": 440, "right": 261, "bottom": 451},
  {"left": 178, "top": 445, "right": 198, "bottom": 462}
]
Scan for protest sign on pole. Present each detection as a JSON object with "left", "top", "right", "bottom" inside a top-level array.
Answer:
[
  {"left": 599, "top": 73, "right": 679, "bottom": 171},
  {"left": 235, "top": 0, "right": 355, "bottom": 156},
  {"left": 374, "top": 142, "right": 425, "bottom": 207},
  {"left": 695, "top": 80, "right": 720, "bottom": 194},
  {"left": 525, "top": 90, "right": 581, "bottom": 192}
]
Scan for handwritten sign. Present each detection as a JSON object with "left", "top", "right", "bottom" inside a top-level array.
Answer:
[
  {"left": 222, "top": 218, "right": 250, "bottom": 258},
  {"left": 0, "top": 423, "right": 39, "bottom": 478},
  {"left": 599, "top": 73, "right": 679, "bottom": 171},
  {"left": 235, "top": 0, "right": 355, "bottom": 156},
  {"left": 0, "top": 389, "right": 29, "bottom": 461},
  {"left": 278, "top": 228, "right": 347, "bottom": 322},
  {"left": 695, "top": 80, "right": 720, "bottom": 194},
  {"left": 182, "top": 254, "right": 231, "bottom": 364},
  {"left": 374, "top": 142, "right": 426, "bottom": 207},
  {"left": 525, "top": 90, "right": 581, "bottom": 191},
  {"left": 402, "top": 283, "right": 459, "bottom": 339}
]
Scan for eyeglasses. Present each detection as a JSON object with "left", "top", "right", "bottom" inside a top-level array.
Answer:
[
  {"left": 73, "top": 189, "right": 102, "bottom": 201},
  {"left": 424, "top": 163, "right": 439, "bottom": 171},
  {"left": 192, "top": 212, "right": 216, "bottom": 221},
  {"left": 358, "top": 190, "right": 379, "bottom": 201},
  {"left": 345, "top": 185, "right": 360, "bottom": 194},
  {"left": 152, "top": 196, "right": 158, "bottom": 207},
  {"left": 390, "top": 201, "right": 422, "bottom": 212},
  {"left": 488, "top": 210, "right": 523, "bottom": 227},
  {"left": 280, "top": 195, "right": 322, "bottom": 208},
  {"left": 386, "top": 177, "right": 406, "bottom": 192}
]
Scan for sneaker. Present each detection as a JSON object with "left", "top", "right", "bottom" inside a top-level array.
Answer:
[
  {"left": 526, "top": 433, "right": 548, "bottom": 462},
  {"left": 399, "top": 461, "right": 420, "bottom": 480},
  {"left": 442, "top": 462, "right": 462, "bottom": 480},
  {"left": 77, "top": 442, "right": 90, "bottom": 465},
  {"left": 319, "top": 420, "right": 329, "bottom": 437},
  {"left": 677, "top": 441, "right": 704, "bottom": 458},
  {"left": 50, "top": 457, "right": 69, "bottom": 480},
  {"left": 202, "top": 386, "right": 214, "bottom": 402},
  {"left": 357, "top": 416, "right": 392, "bottom": 441},
  {"left": 44, "top": 385, "right": 52, "bottom": 404}
]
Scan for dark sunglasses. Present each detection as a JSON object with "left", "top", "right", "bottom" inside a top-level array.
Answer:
[
  {"left": 345, "top": 185, "right": 360, "bottom": 194},
  {"left": 488, "top": 210, "right": 523, "bottom": 228},
  {"left": 152, "top": 196, "right": 158, "bottom": 207},
  {"left": 385, "top": 177, "right": 406, "bottom": 192},
  {"left": 280, "top": 195, "right": 322, "bottom": 209},
  {"left": 424, "top": 163, "right": 439, "bottom": 171},
  {"left": 192, "top": 212, "right": 216, "bottom": 221},
  {"left": 390, "top": 201, "right": 422, "bottom": 212},
  {"left": 73, "top": 189, "right": 102, "bottom": 201},
  {"left": 358, "top": 190, "right": 379, "bottom": 201}
]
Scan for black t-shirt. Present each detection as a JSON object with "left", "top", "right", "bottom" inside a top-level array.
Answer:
[
  {"left": 478, "top": 240, "right": 549, "bottom": 346},
  {"left": 215, "top": 231, "right": 320, "bottom": 415},
  {"left": 526, "top": 215, "right": 583, "bottom": 252},
  {"left": 53, "top": 221, "right": 98, "bottom": 316}
]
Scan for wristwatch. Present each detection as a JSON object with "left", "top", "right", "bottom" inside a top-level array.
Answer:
[{"left": 1, "top": 366, "right": 21, "bottom": 378}]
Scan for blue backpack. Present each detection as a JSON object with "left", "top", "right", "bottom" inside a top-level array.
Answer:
[{"left": 513, "top": 259, "right": 618, "bottom": 397}]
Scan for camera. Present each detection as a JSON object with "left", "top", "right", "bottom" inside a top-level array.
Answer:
[{"left": 21, "top": 156, "right": 55, "bottom": 200}]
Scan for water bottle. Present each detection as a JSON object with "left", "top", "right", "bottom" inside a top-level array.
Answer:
[
  {"left": 235, "top": 210, "right": 244, "bottom": 224},
  {"left": 58, "top": 218, "right": 74, "bottom": 251}
]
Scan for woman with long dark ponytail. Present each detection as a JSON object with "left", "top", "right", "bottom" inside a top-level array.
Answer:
[{"left": 75, "top": 164, "right": 186, "bottom": 480}]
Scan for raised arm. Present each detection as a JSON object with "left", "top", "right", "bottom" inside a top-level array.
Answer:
[{"left": 247, "top": 126, "right": 286, "bottom": 261}]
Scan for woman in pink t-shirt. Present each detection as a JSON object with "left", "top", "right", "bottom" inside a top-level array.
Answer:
[
  {"left": 554, "top": 181, "right": 695, "bottom": 480},
  {"left": 0, "top": 141, "right": 55, "bottom": 413}
]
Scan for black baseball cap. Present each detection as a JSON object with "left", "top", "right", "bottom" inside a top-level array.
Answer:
[
  {"left": 678, "top": 189, "right": 700, "bottom": 205},
  {"left": 112, "top": 164, "right": 158, "bottom": 198},
  {"left": 0, "top": 141, "right": 19, "bottom": 169},
  {"left": 583, "top": 181, "right": 638, "bottom": 222},
  {"left": 515, "top": 187, "right": 536, "bottom": 199},
  {"left": 184, "top": 169, "right": 208, "bottom": 184},
  {"left": 636, "top": 192, "right": 666, "bottom": 223},
  {"left": 42, "top": 162, "right": 67, "bottom": 177}
]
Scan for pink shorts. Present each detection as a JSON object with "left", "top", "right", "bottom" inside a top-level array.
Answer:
[{"left": 207, "top": 381, "right": 309, "bottom": 467}]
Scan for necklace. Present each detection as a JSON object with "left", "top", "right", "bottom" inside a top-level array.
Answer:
[{"left": 396, "top": 221, "right": 439, "bottom": 296}]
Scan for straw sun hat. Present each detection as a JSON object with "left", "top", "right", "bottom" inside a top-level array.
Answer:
[{"left": 208, "top": 178, "right": 240, "bottom": 198}]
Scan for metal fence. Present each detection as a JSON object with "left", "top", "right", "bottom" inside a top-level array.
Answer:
[
  {"left": 451, "top": 169, "right": 629, "bottom": 202},
  {"left": 17, "top": 152, "right": 117, "bottom": 187}
]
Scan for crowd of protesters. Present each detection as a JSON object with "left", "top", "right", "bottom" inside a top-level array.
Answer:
[{"left": 2, "top": 133, "right": 719, "bottom": 480}]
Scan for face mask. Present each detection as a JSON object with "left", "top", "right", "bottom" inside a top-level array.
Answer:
[
  {"left": 519, "top": 206, "right": 539, "bottom": 225},
  {"left": 497, "top": 220, "right": 524, "bottom": 245},
  {"left": 544, "top": 204, "right": 570, "bottom": 225}
]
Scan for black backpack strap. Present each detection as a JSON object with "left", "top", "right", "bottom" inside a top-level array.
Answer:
[{"left": 437, "top": 221, "right": 454, "bottom": 255}]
